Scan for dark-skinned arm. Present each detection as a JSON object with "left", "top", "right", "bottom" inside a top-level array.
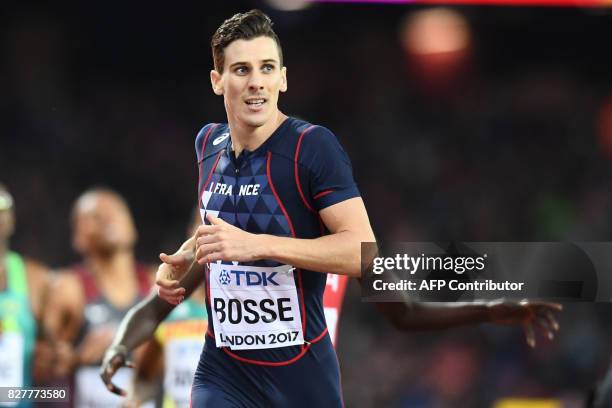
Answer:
[
  {"left": 99, "top": 261, "right": 205, "bottom": 396},
  {"left": 376, "top": 299, "right": 562, "bottom": 347}
]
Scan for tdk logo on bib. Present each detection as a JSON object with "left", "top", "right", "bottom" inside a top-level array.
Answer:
[
  {"left": 221, "top": 270, "right": 280, "bottom": 286},
  {"left": 219, "top": 270, "right": 231, "bottom": 285}
]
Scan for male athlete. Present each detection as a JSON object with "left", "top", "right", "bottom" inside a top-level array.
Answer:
[
  {"left": 44, "top": 188, "right": 154, "bottom": 407},
  {"left": 100, "top": 9, "right": 561, "bottom": 408},
  {"left": 0, "top": 184, "right": 52, "bottom": 408},
  {"left": 161, "top": 10, "right": 371, "bottom": 407}
]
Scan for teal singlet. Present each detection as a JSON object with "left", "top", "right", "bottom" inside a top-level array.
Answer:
[
  {"left": 0, "top": 252, "right": 36, "bottom": 407},
  {"left": 155, "top": 298, "right": 208, "bottom": 408}
]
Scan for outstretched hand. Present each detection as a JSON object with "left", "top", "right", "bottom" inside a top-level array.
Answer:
[
  {"left": 487, "top": 299, "right": 562, "bottom": 348},
  {"left": 99, "top": 345, "right": 135, "bottom": 396},
  {"left": 155, "top": 250, "right": 194, "bottom": 305}
]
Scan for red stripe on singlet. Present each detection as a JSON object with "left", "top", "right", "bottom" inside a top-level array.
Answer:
[
  {"left": 294, "top": 125, "right": 317, "bottom": 213},
  {"left": 197, "top": 124, "right": 220, "bottom": 211}
]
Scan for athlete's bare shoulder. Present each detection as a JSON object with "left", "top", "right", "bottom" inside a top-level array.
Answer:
[
  {"left": 50, "top": 267, "right": 86, "bottom": 307},
  {"left": 24, "top": 258, "right": 50, "bottom": 319},
  {"left": 24, "top": 257, "right": 49, "bottom": 282}
]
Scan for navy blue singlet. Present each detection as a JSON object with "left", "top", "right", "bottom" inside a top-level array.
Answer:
[{"left": 191, "top": 117, "right": 359, "bottom": 408}]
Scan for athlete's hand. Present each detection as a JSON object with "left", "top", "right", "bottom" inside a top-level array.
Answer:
[
  {"left": 155, "top": 249, "right": 194, "bottom": 305},
  {"left": 99, "top": 344, "right": 135, "bottom": 397},
  {"left": 195, "top": 214, "right": 263, "bottom": 264},
  {"left": 487, "top": 299, "right": 562, "bottom": 348}
]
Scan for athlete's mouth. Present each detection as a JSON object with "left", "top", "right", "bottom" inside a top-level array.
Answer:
[{"left": 245, "top": 98, "right": 266, "bottom": 108}]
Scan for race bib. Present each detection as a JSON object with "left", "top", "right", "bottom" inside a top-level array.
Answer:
[
  {"left": 323, "top": 307, "right": 338, "bottom": 346},
  {"left": 75, "top": 366, "right": 130, "bottom": 408},
  {"left": 165, "top": 338, "right": 203, "bottom": 407},
  {"left": 0, "top": 332, "right": 23, "bottom": 407},
  {"left": 209, "top": 262, "right": 304, "bottom": 350},
  {"left": 323, "top": 274, "right": 348, "bottom": 347},
  {"left": 0, "top": 333, "right": 24, "bottom": 388}
]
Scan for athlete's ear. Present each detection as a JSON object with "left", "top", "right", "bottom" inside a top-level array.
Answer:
[
  {"left": 210, "top": 70, "right": 223, "bottom": 95},
  {"left": 280, "top": 66, "right": 287, "bottom": 93}
]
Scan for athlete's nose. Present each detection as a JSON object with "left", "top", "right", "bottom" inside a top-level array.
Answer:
[{"left": 247, "top": 71, "right": 265, "bottom": 92}]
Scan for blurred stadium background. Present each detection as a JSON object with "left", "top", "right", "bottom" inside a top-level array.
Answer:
[{"left": 2, "top": 0, "right": 612, "bottom": 406}]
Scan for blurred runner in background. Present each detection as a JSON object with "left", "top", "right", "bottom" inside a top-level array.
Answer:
[
  {"left": 44, "top": 187, "right": 154, "bottom": 407},
  {"left": 0, "top": 183, "right": 52, "bottom": 408}
]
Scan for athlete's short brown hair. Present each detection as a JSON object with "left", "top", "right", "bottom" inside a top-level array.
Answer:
[{"left": 211, "top": 9, "right": 283, "bottom": 73}]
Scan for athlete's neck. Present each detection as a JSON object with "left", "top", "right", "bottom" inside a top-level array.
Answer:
[
  {"left": 85, "top": 249, "right": 136, "bottom": 282},
  {"left": 229, "top": 111, "right": 287, "bottom": 157},
  {"left": 85, "top": 249, "right": 140, "bottom": 308}
]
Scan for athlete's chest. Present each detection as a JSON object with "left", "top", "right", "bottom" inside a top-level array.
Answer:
[{"left": 200, "top": 152, "right": 292, "bottom": 236}]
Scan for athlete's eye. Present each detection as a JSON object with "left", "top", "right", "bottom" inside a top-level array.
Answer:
[
  {"left": 234, "top": 66, "right": 249, "bottom": 75},
  {"left": 262, "top": 64, "right": 275, "bottom": 73}
]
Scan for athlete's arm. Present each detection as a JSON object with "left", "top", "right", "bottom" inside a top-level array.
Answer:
[
  {"left": 376, "top": 299, "right": 562, "bottom": 347},
  {"left": 194, "top": 197, "right": 374, "bottom": 278},
  {"left": 155, "top": 235, "right": 197, "bottom": 303},
  {"left": 42, "top": 271, "right": 86, "bottom": 377},
  {"left": 100, "top": 263, "right": 204, "bottom": 396},
  {"left": 26, "top": 260, "right": 57, "bottom": 382},
  {"left": 43, "top": 271, "right": 84, "bottom": 343},
  {"left": 25, "top": 259, "right": 51, "bottom": 322}
]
